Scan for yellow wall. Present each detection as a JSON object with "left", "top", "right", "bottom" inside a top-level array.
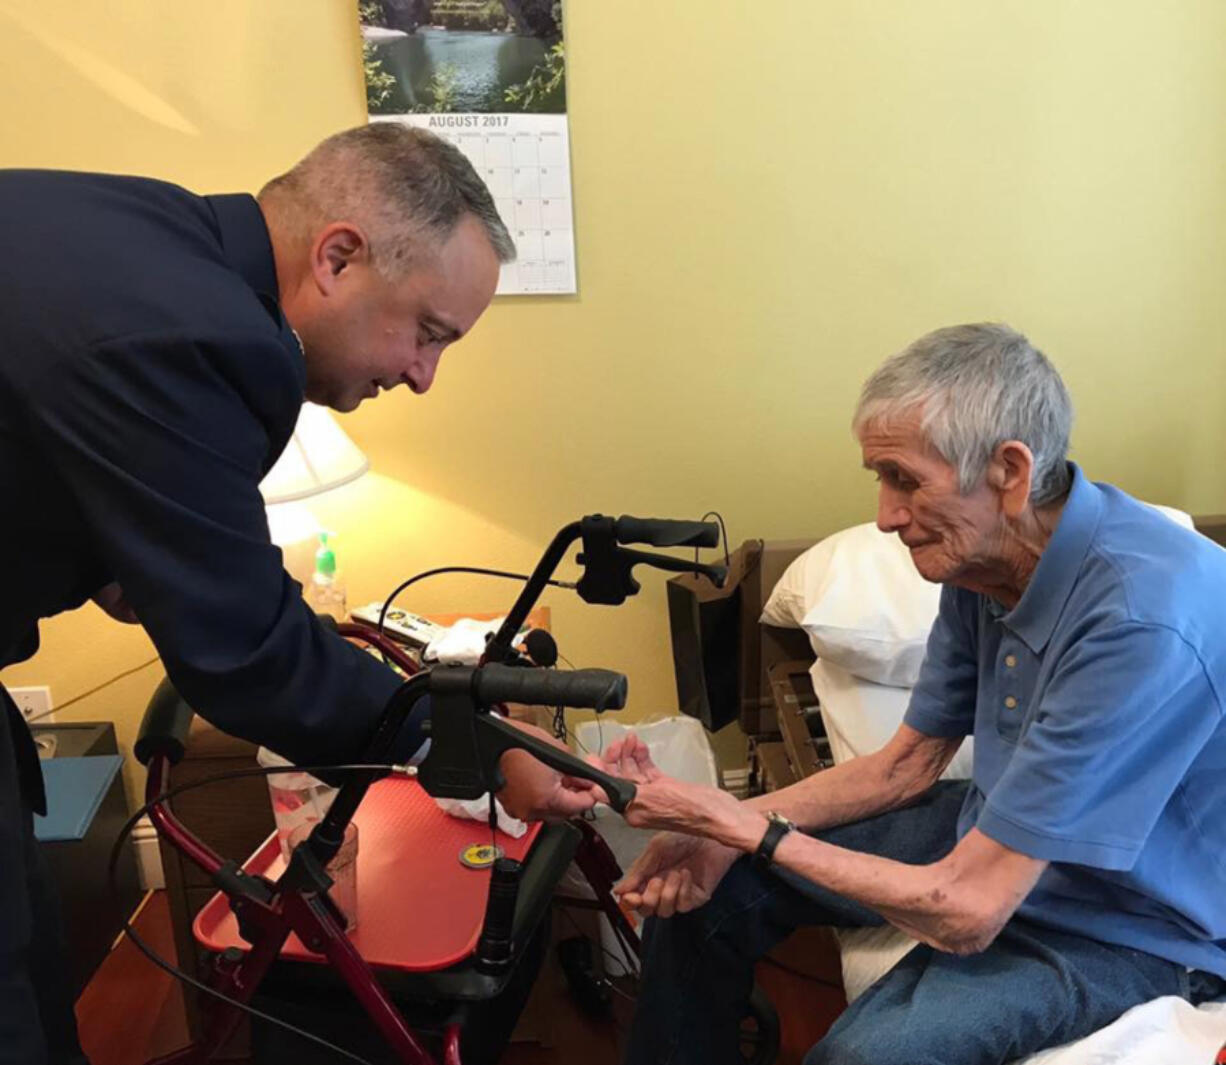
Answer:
[{"left": 4, "top": 1, "right": 1226, "bottom": 800}]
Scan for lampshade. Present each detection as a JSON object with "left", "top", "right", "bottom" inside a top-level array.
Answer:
[{"left": 259, "top": 403, "right": 370, "bottom": 505}]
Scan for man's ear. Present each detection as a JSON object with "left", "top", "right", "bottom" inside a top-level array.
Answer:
[
  {"left": 310, "top": 222, "right": 369, "bottom": 294},
  {"left": 988, "top": 440, "right": 1035, "bottom": 518}
]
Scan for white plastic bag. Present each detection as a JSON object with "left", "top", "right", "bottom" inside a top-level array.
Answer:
[
  {"left": 574, "top": 715, "right": 720, "bottom": 789},
  {"left": 567, "top": 715, "right": 720, "bottom": 971},
  {"left": 571, "top": 715, "right": 720, "bottom": 878}
]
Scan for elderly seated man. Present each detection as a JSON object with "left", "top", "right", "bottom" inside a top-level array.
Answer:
[{"left": 605, "top": 323, "right": 1226, "bottom": 1065}]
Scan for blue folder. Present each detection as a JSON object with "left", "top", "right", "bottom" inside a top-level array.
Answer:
[{"left": 33, "top": 755, "right": 125, "bottom": 843}]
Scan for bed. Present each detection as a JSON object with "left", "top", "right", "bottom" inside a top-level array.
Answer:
[{"left": 700, "top": 507, "right": 1226, "bottom": 1063}]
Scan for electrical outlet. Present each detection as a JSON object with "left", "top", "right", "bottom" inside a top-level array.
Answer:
[{"left": 10, "top": 686, "right": 53, "bottom": 724}]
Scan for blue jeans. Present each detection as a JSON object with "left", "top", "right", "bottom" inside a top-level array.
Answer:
[{"left": 624, "top": 781, "right": 1224, "bottom": 1065}]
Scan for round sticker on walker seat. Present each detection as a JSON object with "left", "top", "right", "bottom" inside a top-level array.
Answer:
[{"left": 459, "top": 843, "right": 504, "bottom": 869}]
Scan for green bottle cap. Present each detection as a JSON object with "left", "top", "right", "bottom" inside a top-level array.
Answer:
[{"left": 315, "top": 531, "right": 336, "bottom": 579}]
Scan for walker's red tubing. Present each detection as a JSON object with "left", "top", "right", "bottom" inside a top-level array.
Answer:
[{"left": 143, "top": 624, "right": 638, "bottom": 1064}]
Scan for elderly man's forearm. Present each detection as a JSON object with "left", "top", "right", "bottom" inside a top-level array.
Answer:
[
  {"left": 742, "top": 759, "right": 896, "bottom": 830},
  {"left": 761, "top": 832, "right": 1022, "bottom": 955},
  {"left": 743, "top": 730, "right": 958, "bottom": 833}
]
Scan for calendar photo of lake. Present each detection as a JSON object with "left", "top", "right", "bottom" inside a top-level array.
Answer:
[{"left": 359, "top": 1, "right": 566, "bottom": 115}]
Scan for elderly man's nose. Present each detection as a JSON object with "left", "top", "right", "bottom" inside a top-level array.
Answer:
[{"left": 876, "top": 488, "right": 910, "bottom": 532}]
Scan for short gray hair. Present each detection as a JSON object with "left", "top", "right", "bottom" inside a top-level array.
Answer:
[
  {"left": 852, "top": 323, "right": 1073, "bottom": 506},
  {"left": 259, "top": 123, "right": 515, "bottom": 274}
]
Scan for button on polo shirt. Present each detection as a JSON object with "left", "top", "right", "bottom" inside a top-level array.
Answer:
[{"left": 906, "top": 464, "right": 1226, "bottom": 977}]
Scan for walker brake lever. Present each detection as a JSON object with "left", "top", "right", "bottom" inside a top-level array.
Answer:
[
  {"left": 576, "top": 516, "right": 726, "bottom": 605},
  {"left": 417, "top": 665, "right": 638, "bottom": 815}
]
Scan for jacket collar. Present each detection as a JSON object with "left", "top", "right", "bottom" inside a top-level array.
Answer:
[{"left": 205, "top": 193, "right": 280, "bottom": 307}]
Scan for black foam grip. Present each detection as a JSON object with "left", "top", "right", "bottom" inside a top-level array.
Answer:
[
  {"left": 134, "top": 676, "right": 196, "bottom": 767},
  {"left": 474, "top": 664, "right": 628, "bottom": 712},
  {"left": 614, "top": 516, "right": 719, "bottom": 549}
]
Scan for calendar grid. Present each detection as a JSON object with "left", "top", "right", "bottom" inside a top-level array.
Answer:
[{"left": 374, "top": 113, "right": 577, "bottom": 296}]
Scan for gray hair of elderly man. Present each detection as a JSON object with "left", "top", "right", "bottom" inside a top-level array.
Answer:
[
  {"left": 259, "top": 122, "right": 516, "bottom": 277},
  {"left": 852, "top": 323, "right": 1074, "bottom": 507}
]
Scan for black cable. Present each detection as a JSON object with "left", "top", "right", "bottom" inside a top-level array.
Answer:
[
  {"left": 23, "top": 655, "right": 162, "bottom": 725},
  {"left": 548, "top": 655, "right": 606, "bottom": 759},
  {"left": 558, "top": 905, "right": 639, "bottom": 984},
  {"left": 506, "top": 651, "right": 597, "bottom": 762},
  {"left": 110, "top": 762, "right": 401, "bottom": 1065},
  {"left": 606, "top": 978, "right": 638, "bottom": 1009},
  {"left": 374, "top": 566, "right": 577, "bottom": 665},
  {"left": 555, "top": 907, "right": 635, "bottom": 1032},
  {"left": 698, "top": 510, "right": 731, "bottom": 572}
]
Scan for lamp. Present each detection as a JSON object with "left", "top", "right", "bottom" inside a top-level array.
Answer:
[
  {"left": 260, "top": 403, "right": 370, "bottom": 504},
  {"left": 261, "top": 403, "right": 369, "bottom": 580}
]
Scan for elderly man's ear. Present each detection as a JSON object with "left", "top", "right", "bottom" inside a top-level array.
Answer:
[{"left": 988, "top": 441, "right": 1036, "bottom": 518}]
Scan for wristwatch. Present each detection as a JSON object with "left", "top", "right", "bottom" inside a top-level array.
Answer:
[{"left": 752, "top": 810, "right": 796, "bottom": 870}]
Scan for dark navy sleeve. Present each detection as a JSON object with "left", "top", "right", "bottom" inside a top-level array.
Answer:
[
  {"left": 904, "top": 584, "right": 980, "bottom": 738},
  {"left": 23, "top": 329, "right": 427, "bottom": 767}
]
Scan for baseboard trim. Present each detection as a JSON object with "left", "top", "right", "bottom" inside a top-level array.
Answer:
[{"left": 131, "top": 816, "right": 165, "bottom": 891}]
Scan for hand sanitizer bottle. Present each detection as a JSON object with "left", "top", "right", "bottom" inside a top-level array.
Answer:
[{"left": 307, "top": 531, "right": 347, "bottom": 622}]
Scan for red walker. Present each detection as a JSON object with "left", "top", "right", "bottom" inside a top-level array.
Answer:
[{"left": 129, "top": 515, "right": 774, "bottom": 1064}]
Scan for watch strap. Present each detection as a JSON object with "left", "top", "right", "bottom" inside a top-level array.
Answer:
[{"left": 753, "top": 814, "right": 793, "bottom": 869}]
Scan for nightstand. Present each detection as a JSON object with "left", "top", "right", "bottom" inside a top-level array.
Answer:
[{"left": 31, "top": 721, "right": 143, "bottom": 997}]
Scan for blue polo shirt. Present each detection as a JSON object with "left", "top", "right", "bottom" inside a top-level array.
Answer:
[{"left": 905, "top": 464, "right": 1226, "bottom": 975}]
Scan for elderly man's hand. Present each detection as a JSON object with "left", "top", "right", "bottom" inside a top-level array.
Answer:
[
  {"left": 591, "top": 731, "right": 765, "bottom": 848},
  {"left": 623, "top": 775, "right": 764, "bottom": 851},
  {"left": 585, "top": 730, "right": 663, "bottom": 791},
  {"left": 616, "top": 831, "right": 739, "bottom": 918},
  {"left": 495, "top": 719, "right": 599, "bottom": 822}
]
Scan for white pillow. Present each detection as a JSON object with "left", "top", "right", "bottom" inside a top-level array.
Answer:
[
  {"left": 1146, "top": 502, "right": 1194, "bottom": 530},
  {"left": 809, "top": 657, "right": 974, "bottom": 778},
  {"left": 761, "top": 504, "right": 1195, "bottom": 690},
  {"left": 761, "top": 523, "right": 939, "bottom": 687}
]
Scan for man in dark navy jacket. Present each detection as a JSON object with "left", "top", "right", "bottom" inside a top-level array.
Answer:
[{"left": 0, "top": 124, "right": 593, "bottom": 1063}]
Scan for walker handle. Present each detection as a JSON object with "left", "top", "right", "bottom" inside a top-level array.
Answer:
[{"left": 614, "top": 516, "right": 720, "bottom": 548}]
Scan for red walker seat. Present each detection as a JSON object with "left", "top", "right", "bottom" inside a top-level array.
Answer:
[{"left": 194, "top": 777, "right": 545, "bottom": 974}]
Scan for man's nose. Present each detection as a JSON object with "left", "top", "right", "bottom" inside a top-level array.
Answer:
[
  {"left": 876, "top": 487, "right": 910, "bottom": 533},
  {"left": 408, "top": 351, "right": 441, "bottom": 394}
]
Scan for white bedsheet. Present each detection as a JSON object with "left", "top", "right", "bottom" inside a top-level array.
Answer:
[
  {"left": 810, "top": 657, "right": 1226, "bottom": 1064},
  {"left": 1021, "top": 997, "right": 1226, "bottom": 1064},
  {"left": 832, "top": 933, "right": 1226, "bottom": 1064}
]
